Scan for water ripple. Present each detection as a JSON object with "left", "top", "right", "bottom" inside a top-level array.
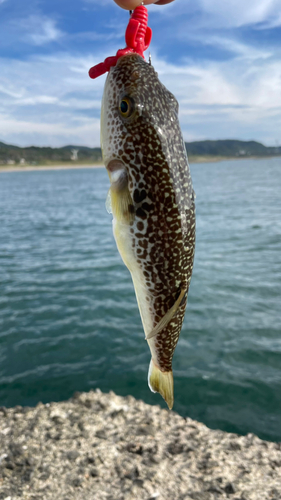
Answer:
[{"left": 0, "top": 161, "right": 281, "bottom": 441}]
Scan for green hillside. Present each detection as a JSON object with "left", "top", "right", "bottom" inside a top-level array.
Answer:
[
  {"left": 185, "top": 140, "right": 281, "bottom": 157},
  {"left": 0, "top": 142, "right": 102, "bottom": 165},
  {"left": 0, "top": 139, "right": 280, "bottom": 166}
]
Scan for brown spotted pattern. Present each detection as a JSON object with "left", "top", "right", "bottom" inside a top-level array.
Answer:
[{"left": 101, "top": 54, "right": 195, "bottom": 372}]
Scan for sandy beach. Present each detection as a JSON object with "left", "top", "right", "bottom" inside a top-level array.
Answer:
[
  {"left": 0, "top": 163, "right": 104, "bottom": 173},
  {"left": 1, "top": 155, "right": 279, "bottom": 173}
]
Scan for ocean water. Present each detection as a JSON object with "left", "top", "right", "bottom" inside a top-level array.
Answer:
[{"left": 0, "top": 157, "right": 280, "bottom": 442}]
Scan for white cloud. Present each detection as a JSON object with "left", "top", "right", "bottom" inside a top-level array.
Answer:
[
  {"left": 257, "top": 10, "right": 281, "bottom": 28},
  {"left": 0, "top": 83, "right": 23, "bottom": 99},
  {"left": 1, "top": 0, "right": 281, "bottom": 149},
  {"left": 21, "top": 15, "right": 63, "bottom": 45},
  {"left": 160, "top": 0, "right": 281, "bottom": 30},
  {"left": 149, "top": 42, "right": 281, "bottom": 144},
  {"left": 190, "top": 35, "right": 272, "bottom": 61},
  {"left": 1, "top": 45, "right": 281, "bottom": 147},
  {"left": 199, "top": 0, "right": 281, "bottom": 27},
  {"left": 0, "top": 112, "right": 100, "bottom": 148},
  {"left": 0, "top": 91, "right": 103, "bottom": 146},
  {"left": 0, "top": 51, "right": 108, "bottom": 146},
  {"left": 16, "top": 95, "right": 59, "bottom": 106},
  {"left": 0, "top": 13, "right": 64, "bottom": 49}
]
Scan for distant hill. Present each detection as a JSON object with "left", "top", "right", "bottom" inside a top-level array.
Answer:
[
  {"left": 0, "top": 139, "right": 280, "bottom": 165},
  {"left": 0, "top": 142, "right": 102, "bottom": 165},
  {"left": 185, "top": 139, "right": 281, "bottom": 157}
]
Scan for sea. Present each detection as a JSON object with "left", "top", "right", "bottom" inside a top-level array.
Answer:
[{"left": 0, "top": 157, "right": 280, "bottom": 442}]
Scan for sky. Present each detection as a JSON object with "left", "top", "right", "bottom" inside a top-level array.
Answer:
[{"left": 0, "top": 0, "right": 281, "bottom": 147}]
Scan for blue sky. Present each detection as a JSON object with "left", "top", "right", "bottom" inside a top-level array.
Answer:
[{"left": 0, "top": 0, "right": 281, "bottom": 147}]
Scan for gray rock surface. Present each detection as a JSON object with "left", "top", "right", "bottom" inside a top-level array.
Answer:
[{"left": 0, "top": 389, "right": 280, "bottom": 500}]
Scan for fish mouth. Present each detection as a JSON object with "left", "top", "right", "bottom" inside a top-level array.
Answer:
[{"left": 106, "top": 159, "right": 128, "bottom": 190}]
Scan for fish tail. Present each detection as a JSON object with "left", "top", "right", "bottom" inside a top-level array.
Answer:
[{"left": 148, "top": 358, "right": 174, "bottom": 410}]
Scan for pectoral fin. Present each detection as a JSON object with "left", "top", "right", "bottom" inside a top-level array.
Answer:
[
  {"left": 108, "top": 167, "right": 134, "bottom": 224},
  {"left": 110, "top": 184, "right": 134, "bottom": 224},
  {"left": 145, "top": 287, "right": 186, "bottom": 340}
]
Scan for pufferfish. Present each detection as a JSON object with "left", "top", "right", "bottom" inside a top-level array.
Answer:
[{"left": 101, "top": 54, "right": 195, "bottom": 410}]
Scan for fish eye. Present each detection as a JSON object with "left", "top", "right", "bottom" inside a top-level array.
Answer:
[{"left": 119, "top": 96, "right": 134, "bottom": 118}]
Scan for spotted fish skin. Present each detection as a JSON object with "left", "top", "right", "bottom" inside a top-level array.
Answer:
[{"left": 101, "top": 54, "right": 195, "bottom": 409}]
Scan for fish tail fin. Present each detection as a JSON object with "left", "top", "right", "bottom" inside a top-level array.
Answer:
[{"left": 148, "top": 358, "right": 174, "bottom": 410}]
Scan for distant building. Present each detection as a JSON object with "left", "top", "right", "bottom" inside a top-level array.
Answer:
[
  {"left": 20, "top": 158, "right": 26, "bottom": 164},
  {"left": 71, "top": 149, "right": 79, "bottom": 161},
  {"left": 7, "top": 159, "right": 16, "bottom": 165}
]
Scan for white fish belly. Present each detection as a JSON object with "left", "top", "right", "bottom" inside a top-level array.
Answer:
[{"left": 112, "top": 217, "right": 158, "bottom": 360}]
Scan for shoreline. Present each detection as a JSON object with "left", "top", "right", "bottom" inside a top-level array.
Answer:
[
  {"left": 0, "top": 390, "right": 280, "bottom": 500},
  {"left": 1, "top": 155, "right": 280, "bottom": 173},
  {"left": 0, "top": 163, "right": 104, "bottom": 173}
]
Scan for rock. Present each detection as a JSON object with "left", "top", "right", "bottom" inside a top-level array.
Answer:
[
  {"left": 166, "top": 440, "right": 185, "bottom": 455},
  {"left": 126, "top": 442, "right": 143, "bottom": 454},
  {"left": 66, "top": 450, "right": 80, "bottom": 461},
  {"left": 207, "top": 484, "right": 224, "bottom": 494},
  {"left": 0, "top": 389, "right": 280, "bottom": 500},
  {"left": 90, "top": 467, "right": 99, "bottom": 477},
  {"left": 224, "top": 482, "right": 236, "bottom": 494}
]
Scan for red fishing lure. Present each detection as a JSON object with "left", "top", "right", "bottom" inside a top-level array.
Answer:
[{"left": 89, "top": 6, "right": 152, "bottom": 79}]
